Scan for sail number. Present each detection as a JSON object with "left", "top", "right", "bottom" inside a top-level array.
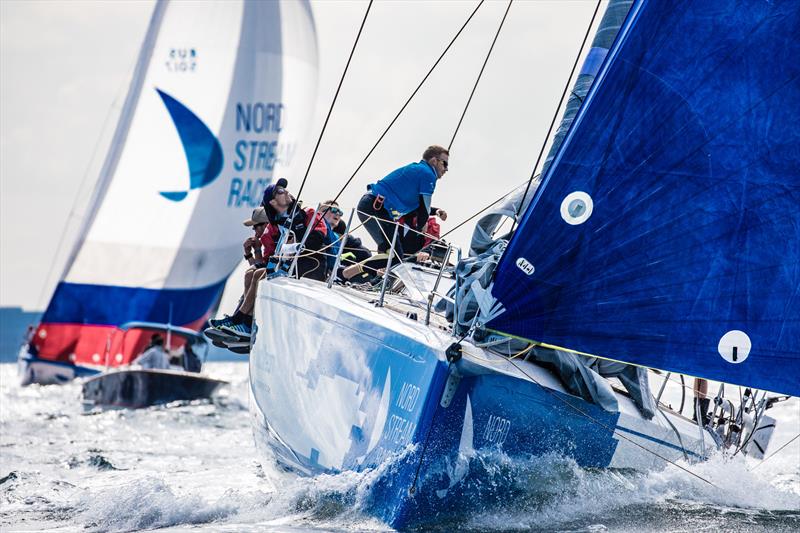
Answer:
[
  {"left": 483, "top": 414, "right": 511, "bottom": 446},
  {"left": 166, "top": 48, "right": 197, "bottom": 72}
]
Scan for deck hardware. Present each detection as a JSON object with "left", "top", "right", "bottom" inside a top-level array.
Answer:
[
  {"left": 425, "top": 244, "right": 453, "bottom": 325},
  {"left": 377, "top": 223, "right": 400, "bottom": 307},
  {"left": 655, "top": 371, "right": 671, "bottom": 404},
  {"left": 446, "top": 342, "right": 463, "bottom": 363},
  {"left": 439, "top": 369, "right": 462, "bottom": 408}
]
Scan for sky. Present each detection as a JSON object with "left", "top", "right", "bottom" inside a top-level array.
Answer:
[{"left": 0, "top": 0, "right": 600, "bottom": 310}]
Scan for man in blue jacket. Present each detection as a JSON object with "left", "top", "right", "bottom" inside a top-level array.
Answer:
[{"left": 357, "top": 145, "right": 449, "bottom": 259}]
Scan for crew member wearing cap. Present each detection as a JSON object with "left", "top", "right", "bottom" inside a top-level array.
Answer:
[
  {"left": 319, "top": 200, "right": 372, "bottom": 276},
  {"left": 205, "top": 206, "right": 271, "bottom": 340},
  {"left": 207, "top": 181, "right": 331, "bottom": 343},
  {"left": 242, "top": 205, "right": 269, "bottom": 267},
  {"left": 259, "top": 179, "right": 328, "bottom": 281},
  {"left": 357, "top": 145, "right": 449, "bottom": 260}
]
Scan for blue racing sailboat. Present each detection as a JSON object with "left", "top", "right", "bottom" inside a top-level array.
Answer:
[{"left": 248, "top": 0, "right": 798, "bottom": 528}]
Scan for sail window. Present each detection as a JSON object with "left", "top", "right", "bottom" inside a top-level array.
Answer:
[
  {"left": 560, "top": 191, "right": 593, "bottom": 225},
  {"left": 717, "top": 330, "right": 751, "bottom": 364}
]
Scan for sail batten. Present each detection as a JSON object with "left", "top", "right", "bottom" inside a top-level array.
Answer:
[{"left": 488, "top": 0, "right": 800, "bottom": 396}]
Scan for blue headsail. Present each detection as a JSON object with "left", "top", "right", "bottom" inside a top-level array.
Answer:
[{"left": 488, "top": 0, "right": 800, "bottom": 396}]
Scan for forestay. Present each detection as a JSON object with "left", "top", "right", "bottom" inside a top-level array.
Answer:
[{"left": 488, "top": 0, "right": 800, "bottom": 396}]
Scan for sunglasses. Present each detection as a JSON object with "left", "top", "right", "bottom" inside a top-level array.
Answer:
[
  {"left": 253, "top": 222, "right": 266, "bottom": 229},
  {"left": 438, "top": 158, "right": 448, "bottom": 169},
  {"left": 273, "top": 187, "right": 287, "bottom": 196},
  {"left": 329, "top": 207, "right": 344, "bottom": 216}
]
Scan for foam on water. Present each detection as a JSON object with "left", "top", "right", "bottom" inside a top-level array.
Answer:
[
  {"left": 1, "top": 362, "right": 798, "bottom": 532},
  {"left": 458, "top": 450, "right": 800, "bottom": 532},
  {"left": 78, "top": 477, "right": 237, "bottom": 531}
]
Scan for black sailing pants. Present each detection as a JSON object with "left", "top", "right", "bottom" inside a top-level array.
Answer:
[{"left": 357, "top": 193, "right": 404, "bottom": 260}]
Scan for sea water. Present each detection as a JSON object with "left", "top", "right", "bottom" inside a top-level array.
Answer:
[{"left": 1, "top": 362, "right": 798, "bottom": 532}]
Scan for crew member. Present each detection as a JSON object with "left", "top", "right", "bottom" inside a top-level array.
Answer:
[
  {"left": 357, "top": 145, "right": 449, "bottom": 260},
  {"left": 133, "top": 334, "right": 170, "bottom": 370}
]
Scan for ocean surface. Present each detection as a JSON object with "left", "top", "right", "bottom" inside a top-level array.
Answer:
[{"left": 1, "top": 361, "right": 798, "bottom": 532}]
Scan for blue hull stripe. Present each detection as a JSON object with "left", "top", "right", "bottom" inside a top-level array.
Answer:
[
  {"left": 20, "top": 354, "right": 99, "bottom": 376},
  {"left": 615, "top": 425, "right": 702, "bottom": 459},
  {"left": 41, "top": 280, "right": 226, "bottom": 327}
]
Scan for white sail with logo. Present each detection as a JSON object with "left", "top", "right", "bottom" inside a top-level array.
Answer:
[{"left": 25, "top": 0, "right": 318, "bottom": 377}]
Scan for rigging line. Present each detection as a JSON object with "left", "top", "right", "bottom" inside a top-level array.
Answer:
[
  {"left": 508, "top": 0, "right": 603, "bottom": 234},
  {"left": 748, "top": 433, "right": 800, "bottom": 471},
  {"left": 440, "top": 178, "right": 533, "bottom": 239},
  {"left": 331, "top": 0, "right": 486, "bottom": 204},
  {"left": 501, "top": 355, "right": 719, "bottom": 488},
  {"left": 448, "top": 0, "right": 513, "bottom": 151},
  {"left": 293, "top": 0, "right": 374, "bottom": 209}
]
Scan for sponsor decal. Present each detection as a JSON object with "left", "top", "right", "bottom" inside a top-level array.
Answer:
[
  {"left": 227, "top": 102, "right": 296, "bottom": 209},
  {"left": 516, "top": 257, "right": 535, "bottom": 275},
  {"left": 156, "top": 88, "right": 223, "bottom": 201}
]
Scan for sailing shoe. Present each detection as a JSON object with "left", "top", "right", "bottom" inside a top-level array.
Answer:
[
  {"left": 209, "top": 315, "right": 236, "bottom": 329},
  {"left": 204, "top": 326, "right": 238, "bottom": 342},
  {"left": 210, "top": 338, "right": 229, "bottom": 349},
  {"left": 227, "top": 345, "right": 251, "bottom": 355},
  {"left": 220, "top": 321, "right": 252, "bottom": 339}
]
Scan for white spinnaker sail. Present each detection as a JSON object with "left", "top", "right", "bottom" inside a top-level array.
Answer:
[
  {"left": 69, "top": 0, "right": 317, "bottom": 290},
  {"left": 34, "top": 0, "right": 318, "bottom": 366}
]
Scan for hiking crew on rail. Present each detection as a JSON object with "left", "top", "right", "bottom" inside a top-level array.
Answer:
[{"left": 206, "top": 145, "right": 451, "bottom": 348}]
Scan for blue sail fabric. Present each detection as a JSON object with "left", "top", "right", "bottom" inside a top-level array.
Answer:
[{"left": 488, "top": 0, "right": 800, "bottom": 396}]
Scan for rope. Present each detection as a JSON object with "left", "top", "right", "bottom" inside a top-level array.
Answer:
[
  {"left": 331, "top": 0, "right": 486, "bottom": 203},
  {"left": 500, "top": 355, "right": 719, "bottom": 487},
  {"left": 509, "top": 0, "right": 603, "bottom": 234},
  {"left": 448, "top": 0, "right": 513, "bottom": 151},
  {"left": 293, "top": 0, "right": 373, "bottom": 211},
  {"left": 748, "top": 433, "right": 800, "bottom": 471}
]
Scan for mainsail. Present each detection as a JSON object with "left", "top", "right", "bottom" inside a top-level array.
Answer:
[
  {"left": 487, "top": 0, "right": 800, "bottom": 396},
  {"left": 30, "top": 0, "right": 318, "bottom": 367}
]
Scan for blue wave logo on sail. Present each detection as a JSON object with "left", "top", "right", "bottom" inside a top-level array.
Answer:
[{"left": 156, "top": 88, "right": 223, "bottom": 201}]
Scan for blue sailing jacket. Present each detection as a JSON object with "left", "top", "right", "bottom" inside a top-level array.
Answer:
[{"left": 369, "top": 160, "right": 437, "bottom": 219}]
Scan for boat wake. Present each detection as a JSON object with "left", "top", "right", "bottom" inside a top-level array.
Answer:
[
  {"left": 445, "top": 450, "right": 800, "bottom": 532},
  {"left": 1, "top": 362, "right": 797, "bottom": 532},
  {"left": 53, "top": 447, "right": 800, "bottom": 533},
  {"left": 78, "top": 477, "right": 239, "bottom": 532}
]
